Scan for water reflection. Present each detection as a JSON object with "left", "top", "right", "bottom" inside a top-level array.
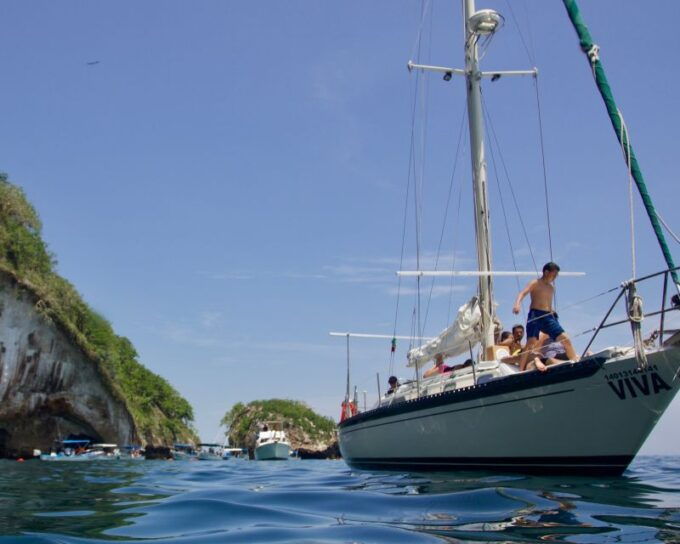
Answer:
[
  {"left": 0, "top": 460, "right": 162, "bottom": 539},
  {"left": 0, "top": 456, "right": 677, "bottom": 543},
  {"left": 354, "top": 458, "right": 680, "bottom": 542}
]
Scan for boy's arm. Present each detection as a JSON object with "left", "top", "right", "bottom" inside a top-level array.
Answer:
[{"left": 512, "top": 280, "right": 536, "bottom": 314}]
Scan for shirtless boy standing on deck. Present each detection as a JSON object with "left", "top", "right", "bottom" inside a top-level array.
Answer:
[{"left": 512, "top": 262, "right": 579, "bottom": 371}]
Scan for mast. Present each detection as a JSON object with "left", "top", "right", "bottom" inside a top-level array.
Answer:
[
  {"left": 406, "top": 4, "right": 534, "bottom": 360},
  {"left": 463, "top": 0, "right": 494, "bottom": 357}
]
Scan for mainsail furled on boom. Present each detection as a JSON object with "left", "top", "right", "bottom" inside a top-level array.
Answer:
[{"left": 407, "top": 297, "right": 483, "bottom": 368}]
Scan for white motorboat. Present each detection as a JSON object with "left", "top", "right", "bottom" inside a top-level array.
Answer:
[
  {"left": 171, "top": 443, "right": 197, "bottom": 461},
  {"left": 40, "top": 440, "right": 121, "bottom": 461},
  {"left": 254, "top": 423, "right": 291, "bottom": 461},
  {"left": 336, "top": 1, "right": 680, "bottom": 475},
  {"left": 222, "top": 447, "right": 247, "bottom": 460},
  {"left": 197, "top": 443, "right": 224, "bottom": 461}
]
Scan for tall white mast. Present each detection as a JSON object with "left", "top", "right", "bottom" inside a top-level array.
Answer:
[
  {"left": 407, "top": 4, "right": 535, "bottom": 360},
  {"left": 463, "top": 0, "right": 495, "bottom": 357}
]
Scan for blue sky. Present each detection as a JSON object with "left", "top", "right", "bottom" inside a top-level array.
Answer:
[{"left": 1, "top": 1, "right": 679, "bottom": 453}]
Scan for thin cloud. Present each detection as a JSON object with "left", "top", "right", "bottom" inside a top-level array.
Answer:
[
  {"left": 200, "top": 271, "right": 255, "bottom": 281},
  {"left": 199, "top": 251, "right": 473, "bottom": 292},
  {"left": 200, "top": 311, "right": 223, "bottom": 329},
  {"left": 158, "top": 322, "right": 225, "bottom": 349},
  {"left": 388, "top": 284, "right": 470, "bottom": 298}
]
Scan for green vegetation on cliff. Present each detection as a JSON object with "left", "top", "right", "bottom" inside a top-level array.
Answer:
[
  {"left": 222, "top": 399, "right": 335, "bottom": 449},
  {"left": 0, "top": 173, "right": 195, "bottom": 443}
]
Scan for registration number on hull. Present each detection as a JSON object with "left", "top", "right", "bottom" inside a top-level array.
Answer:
[{"left": 605, "top": 364, "right": 671, "bottom": 400}]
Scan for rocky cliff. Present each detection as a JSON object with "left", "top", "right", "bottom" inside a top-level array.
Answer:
[
  {"left": 0, "top": 275, "right": 138, "bottom": 455},
  {"left": 222, "top": 399, "right": 338, "bottom": 457},
  {"left": 0, "top": 174, "right": 196, "bottom": 456}
]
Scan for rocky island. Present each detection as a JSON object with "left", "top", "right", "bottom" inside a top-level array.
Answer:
[
  {"left": 0, "top": 174, "right": 196, "bottom": 457},
  {"left": 222, "top": 399, "right": 339, "bottom": 459}
]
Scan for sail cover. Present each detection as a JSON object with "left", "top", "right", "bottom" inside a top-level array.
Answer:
[{"left": 407, "top": 297, "right": 483, "bottom": 369}]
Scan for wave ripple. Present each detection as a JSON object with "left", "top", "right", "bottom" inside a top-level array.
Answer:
[{"left": 0, "top": 456, "right": 679, "bottom": 543}]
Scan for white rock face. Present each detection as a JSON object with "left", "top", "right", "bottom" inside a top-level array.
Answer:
[{"left": 0, "top": 278, "right": 136, "bottom": 456}]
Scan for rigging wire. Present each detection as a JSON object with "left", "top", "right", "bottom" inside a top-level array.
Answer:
[
  {"left": 482, "top": 97, "right": 539, "bottom": 273},
  {"left": 657, "top": 213, "right": 680, "bottom": 245},
  {"left": 408, "top": 0, "right": 432, "bottom": 65},
  {"left": 422, "top": 106, "right": 467, "bottom": 333},
  {"left": 520, "top": 0, "right": 537, "bottom": 64},
  {"left": 483, "top": 104, "right": 523, "bottom": 297},
  {"left": 504, "top": 0, "right": 536, "bottom": 65},
  {"left": 413, "top": 0, "right": 434, "bottom": 346},
  {"left": 390, "top": 135, "right": 414, "bottom": 376},
  {"left": 391, "top": 0, "right": 430, "bottom": 376},
  {"left": 618, "top": 111, "right": 637, "bottom": 279},
  {"left": 409, "top": 307, "right": 417, "bottom": 381},
  {"left": 415, "top": 0, "right": 435, "bottom": 344},
  {"left": 533, "top": 75, "right": 554, "bottom": 261},
  {"left": 505, "top": 0, "right": 554, "bottom": 263},
  {"left": 477, "top": 32, "right": 497, "bottom": 63},
  {"left": 447, "top": 184, "right": 464, "bottom": 324}
]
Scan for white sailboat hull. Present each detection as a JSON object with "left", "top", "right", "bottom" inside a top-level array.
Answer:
[
  {"left": 338, "top": 347, "right": 680, "bottom": 475},
  {"left": 254, "top": 441, "right": 291, "bottom": 460}
]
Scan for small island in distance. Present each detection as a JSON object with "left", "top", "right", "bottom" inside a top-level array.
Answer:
[{"left": 222, "top": 399, "right": 339, "bottom": 459}]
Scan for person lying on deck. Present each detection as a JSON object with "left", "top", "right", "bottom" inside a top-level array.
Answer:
[
  {"left": 512, "top": 261, "right": 579, "bottom": 370},
  {"left": 527, "top": 340, "right": 570, "bottom": 372},
  {"left": 423, "top": 353, "right": 453, "bottom": 378}
]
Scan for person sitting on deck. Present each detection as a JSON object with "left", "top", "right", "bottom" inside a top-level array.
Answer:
[
  {"left": 512, "top": 262, "right": 579, "bottom": 370},
  {"left": 423, "top": 353, "right": 453, "bottom": 378},
  {"left": 386, "top": 376, "right": 400, "bottom": 395},
  {"left": 498, "top": 325, "right": 527, "bottom": 366},
  {"left": 500, "top": 324, "right": 525, "bottom": 356}
]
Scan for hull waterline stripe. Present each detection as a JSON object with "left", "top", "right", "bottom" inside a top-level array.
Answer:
[
  {"left": 349, "top": 460, "right": 627, "bottom": 468},
  {"left": 340, "top": 388, "right": 574, "bottom": 435},
  {"left": 343, "top": 455, "right": 634, "bottom": 475}
]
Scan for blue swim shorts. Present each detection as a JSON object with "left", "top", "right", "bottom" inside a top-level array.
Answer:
[{"left": 526, "top": 309, "right": 564, "bottom": 340}]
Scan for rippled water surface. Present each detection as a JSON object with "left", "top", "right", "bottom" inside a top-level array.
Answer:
[{"left": 1, "top": 456, "right": 679, "bottom": 543}]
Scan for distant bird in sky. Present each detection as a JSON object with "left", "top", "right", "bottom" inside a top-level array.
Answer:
[{"left": 86, "top": 61, "right": 100, "bottom": 66}]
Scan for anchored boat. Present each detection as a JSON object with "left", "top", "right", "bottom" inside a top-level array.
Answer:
[
  {"left": 171, "top": 443, "right": 197, "bottom": 461},
  {"left": 197, "top": 443, "right": 225, "bottom": 461},
  {"left": 254, "top": 422, "right": 292, "bottom": 461},
  {"left": 40, "top": 440, "right": 121, "bottom": 461},
  {"left": 336, "top": 1, "right": 680, "bottom": 475}
]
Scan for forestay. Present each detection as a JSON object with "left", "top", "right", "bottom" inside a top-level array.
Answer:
[{"left": 407, "top": 297, "right": 482, "bottom": 368}]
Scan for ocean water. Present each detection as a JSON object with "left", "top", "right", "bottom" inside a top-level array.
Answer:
[{"left": 0, "top": 456, "right": 679, "bottom": 543}]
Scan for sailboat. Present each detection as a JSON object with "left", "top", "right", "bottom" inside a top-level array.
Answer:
[{"left": 336, "top": 0, "right": 680, "bottom": 475}]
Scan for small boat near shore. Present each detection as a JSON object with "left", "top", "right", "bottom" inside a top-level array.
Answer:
[
  {"left": 222, "top": 447, "right": 248, "bottom": 460},
  {"left": 197, "top": 443, "right": 224, "bottom": 461},
  {"left": 40, "top": 440, "right": 121, "bottom": 461},
  {"left": 171, "top": 443, "right": 197, "bottom": 461},
  {"left": 254, "top": 423, "right": 291, "bottom": 461}
]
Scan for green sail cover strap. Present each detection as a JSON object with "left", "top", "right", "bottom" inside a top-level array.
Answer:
[{"left": 562, "top": 0, "right": 679, "bottom": 289}]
